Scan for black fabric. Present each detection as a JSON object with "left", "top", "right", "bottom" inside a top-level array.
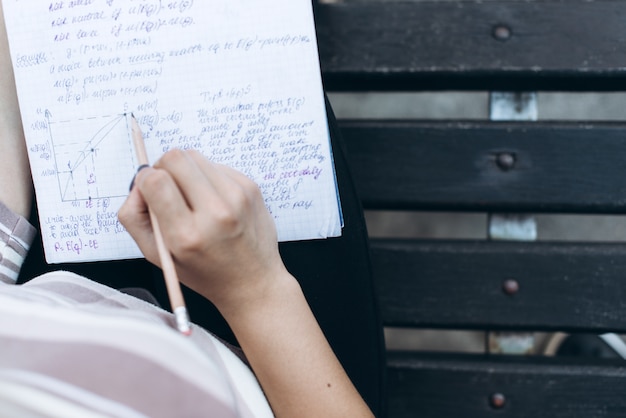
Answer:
[
  {"left": 18, "top": 98, "right": 386, "bottom": 417},
  {"left": 279, "top": 98, "right": 386, "bottom": 416}
]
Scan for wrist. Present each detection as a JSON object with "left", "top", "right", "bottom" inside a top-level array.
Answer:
[{"left": 216, "top": 267, "right": 302, "bottom": 327}]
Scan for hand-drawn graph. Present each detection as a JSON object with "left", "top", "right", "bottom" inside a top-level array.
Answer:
[{"left": 47, "top": 113, "right": 136, "bottom": 202}]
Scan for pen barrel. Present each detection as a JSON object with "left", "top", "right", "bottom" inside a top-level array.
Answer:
[
  {"left": 149, "top": 211, "right": 186, "bottom": 309},
  {"left": 131, "top": 118, "right": 150, "bottom": 166}
]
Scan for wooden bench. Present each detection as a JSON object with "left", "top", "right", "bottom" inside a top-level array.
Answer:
[{"left": 314, "top": 1, "right": 626, "bottom": 417}]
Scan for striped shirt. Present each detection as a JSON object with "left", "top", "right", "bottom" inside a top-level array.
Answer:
[
  {"left": 0, "top": 202, "right": 34, "bottom": 284},
  {"left": 0, "top": 202, "right": 273, "bottom": 417}
]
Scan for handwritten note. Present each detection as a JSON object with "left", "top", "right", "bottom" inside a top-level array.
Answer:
[{"left": 3, "top": 0, "right": 342, "bottom": 263}]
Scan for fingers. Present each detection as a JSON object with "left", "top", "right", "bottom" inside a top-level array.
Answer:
[
  {"left": 119, "top": 148, "right": 272, "bottom": 263},
  {"left": 118, "top": 181, "right": 159, "bottom": 265},
  {"left": 186, "top": 150, "right": 252, "bottom": 190},
  {"left": 118, "top": 147, "right": 282, "bottom": 306},
  {"left": 185, "top": 150, "right": 265, "bottom": 213},
  {"left": 157, "top": 149, "right": 261, "bottom": 223},
  {"left": 188, "top": 150, "right": 254, "bottom": 187},
  {"left": 184, "top": 151, "right": 238, "bottom": 198},
  {"left": 126, "top": 150, "right": 240, "bottom": 259},
  {"left": 153, "top": 149, "right": 218, "bottom": 212},
  {"left": 160, "top": 149, "right": 263, "bottom": 223},
  {"left": 137, "top": 167, "right": 191, "bottom": 218}
]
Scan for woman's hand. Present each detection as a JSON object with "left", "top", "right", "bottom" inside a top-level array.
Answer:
[
  {"left": 119, "top": 148, "right": 373, "bottom": 417},
  {"left": 118, "top": 148, "right": 287, "bottom": 315}
]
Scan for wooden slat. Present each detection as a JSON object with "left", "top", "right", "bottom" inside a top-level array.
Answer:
[
  {"left": 340, "top": 121, "right": 626, "bottom": 213},
  {"left": 371, "top": 239, "right": 626, "bottom": 332},
  {"left": 314, "top": 1, "right": 626, "bottom": 91},
  {"left": 387, "top": 352, "right": 626, "bottom": 418}
]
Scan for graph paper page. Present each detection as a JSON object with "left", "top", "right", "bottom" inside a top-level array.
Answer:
[{"left": 2, "top": 0, "right": 342, "bottom": 263}]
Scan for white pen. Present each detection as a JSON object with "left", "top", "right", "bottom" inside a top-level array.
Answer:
[{"left": 130, "top": 113, "right": 192, "bottom": 336}]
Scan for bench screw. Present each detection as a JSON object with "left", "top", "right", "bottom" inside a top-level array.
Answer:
[
  {"left": 493, "top": 25, "right": 512, "bottom": 41},
  {"left": 502, "top": 279, "right": 520, "bottom": 295},
  {"left": 489, "top": 393, "right": 506, "bottom": 409},
  {"left": 489, "top": 392, "right": 506, "bottom": 409},
  {"left": 496, "top": 152, "right": 516, "bottom": 171}
]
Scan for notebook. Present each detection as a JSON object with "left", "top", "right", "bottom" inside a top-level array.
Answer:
[{"left": 2, "top": 0, "right": 342, "bottom": 263}]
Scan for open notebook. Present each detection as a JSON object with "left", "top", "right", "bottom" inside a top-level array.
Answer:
[{"left": 2, "top": 0, "right": 342, "bottom": 263}]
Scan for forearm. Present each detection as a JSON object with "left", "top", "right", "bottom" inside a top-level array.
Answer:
[
  {"left": 221, "top": 271, "right": 374, "bottom": 418},
  {"left": 0, "top": 3, "right": 33, "bottom": 218},
  {"left": 120, "top": 151, "right": 373, "bottom": 416}
]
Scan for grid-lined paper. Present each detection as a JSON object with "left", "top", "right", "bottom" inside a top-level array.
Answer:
[{"left": 2, "top": 0, "right": 342, "bottom": 263}]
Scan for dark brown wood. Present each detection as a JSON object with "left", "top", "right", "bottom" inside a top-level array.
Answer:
[
  {"left": 372, "top": 239, "right": 626, "bottom": 332},
  {"left": 314, "top": 3, "right": 626, "bottom": 417},
  {"left": 387, "top": 352, "right": 626, "bottom": 418},
  {"left": 339, "top": 121, "right": 626, "bottom": 213},
  {"left": 314, "top": 1, "right": 626, "bottom": 91}
]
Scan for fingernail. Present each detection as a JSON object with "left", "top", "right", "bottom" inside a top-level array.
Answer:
[{"left": 129, "top": 164, "right": 150, "bottom": 191}]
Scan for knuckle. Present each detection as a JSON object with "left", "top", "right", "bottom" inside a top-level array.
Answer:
[
  {"left": 141, "top": 169, "right": 170, "bottom": 191},
  {"left": 157, "top": 148, "right": 186, "bottom": 167},
  {"left": 187, "top": 149, "right": 203, "bottom": 160},
  {"left": 242, "top": 179, "right": 263, "bottom": 200},
  {"left": 214, "top": 205, "right": 240, "bottom": 229},
  {"left": 212, "top": 201, "right": 244, "bottom": 234},
  {"left": 117, "top": 204, "right": 130, "bottom": 225},
  {"left": 235, "top": 179, "right": 263, "bottom": 212},
  {"left": 172, "top": 224, "right": 206, "bottom": 254},
  {"left": 230, "top": 186, "right": 249, "bottom": 207}
]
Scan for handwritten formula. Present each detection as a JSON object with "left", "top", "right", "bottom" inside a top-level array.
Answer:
[{"left": 4, "top": 0, "right": 341, "bottom": 262}]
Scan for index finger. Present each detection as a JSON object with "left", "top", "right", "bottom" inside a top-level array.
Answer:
[
  {"left": 133, "top": 165, "right": 193, "bottom": 237},
  {"left": 153, "top": 149, "right": 223, "bottom": 211}
]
